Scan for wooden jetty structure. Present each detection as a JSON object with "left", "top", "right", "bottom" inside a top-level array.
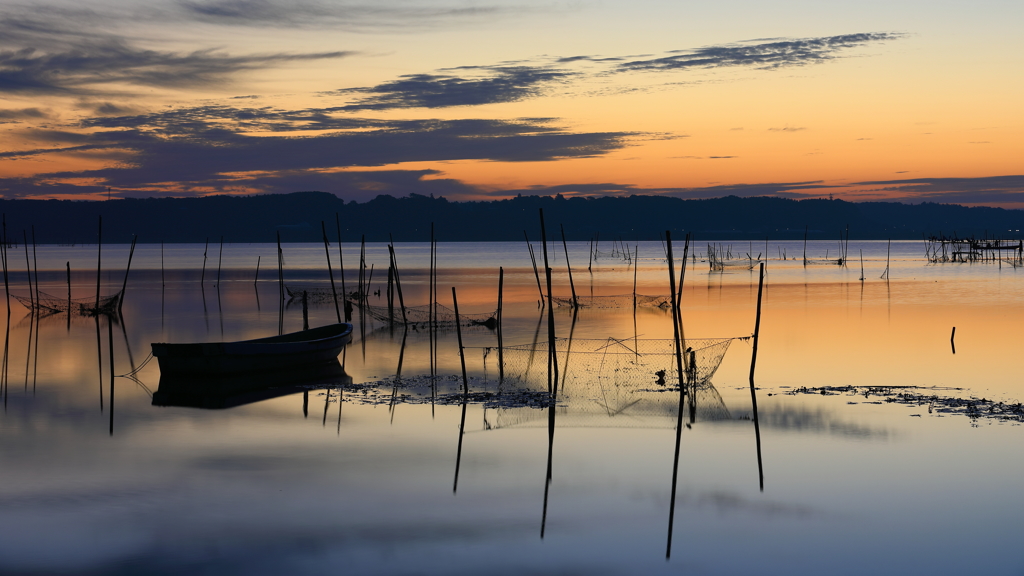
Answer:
[{"left": 925, "top": 234, "right": 1023, "bottom": 265}]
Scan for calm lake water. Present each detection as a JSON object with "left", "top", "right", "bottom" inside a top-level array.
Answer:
[{"left": 2, "top": 239, "right": 1023, "bottom": 575}]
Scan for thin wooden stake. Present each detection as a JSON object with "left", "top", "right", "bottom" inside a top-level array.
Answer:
[
  {"left": 497, "top": 267, "right": 504, "bottom": 381},
  {"left": 335, "top": 213, "right": 349, "bottom": 321},
  {"left": 321, "top": 222, "right": 341, "bottom": 323},
  {"left": 216, "top": 236, "right": 223, "bottom": 287},
  {"left": 749, "top": 262, "right": 765, "bottom": 491},
  {"left": 200, "top": 237, "right": 208, "bottom": 287},
  {"left": 560, "top": 224, "right": 578, "bottom": 308},
  {"left": 95, "top": 216, "right": 102, "bottom": 311},
  {"left": 388, "top": 236, "right": 407, "bottom": 324},
  {"left": 23, "top": 231, "right": 33, "bottom": 310},
  {"left": 539, "top": 209, "right": 558, "bottom": 395},
  {"left": 452, "top": 287, "right": 469, "bottom": 394},
  {"left": 524, "top": 231, "right": 544, "bottom": 305},
  {"left": 277, "top": 231, "right": 284, "bottom": 336},
  {"left": 31, "top": 226, "right": 39, "bottom": 306},
  {"left": 665, "top": 230, "right": 687, "bottom": 559},
  {"left": 118, "top": 234, "right": 137, "bottom": 314}
]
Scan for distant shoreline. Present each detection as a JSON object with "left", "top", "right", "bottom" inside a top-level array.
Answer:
[{"left": 2, "top": 192, "right": 1021, "bottom": 244}]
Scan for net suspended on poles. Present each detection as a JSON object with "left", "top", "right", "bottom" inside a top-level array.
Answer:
[
  {"left": 497, "top": 336, "right": 740, "bottom": 388},
  {"left": 353, "top": 300, "right": 496, "bottom": 328},
  {"left": 476, "top": 336, "right": 742, "bottom": 429},
  {"left": 286, "top": 285, "right": 497, "bottom": 328},
  {"left": 13, "top": 290, "right": 122, "bottom": 316},
  {"left": 549, "top": 293, "right": 673, "bottom": 309}
]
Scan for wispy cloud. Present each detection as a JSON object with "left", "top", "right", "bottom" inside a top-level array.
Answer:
[
  {"left": 178, "top": 0, "right": 508, "bottom": 29},
  {"left": 0, "top": 39, "right": 353, "bottom": 95},
  {"left": 335, "top": 66, "right": 574, "bottom": 110},
  {"left": 615, "top": 33, "right": 903, "bottom": 73},
  {"left": 0, "top": 107, "right": 49, "bottom": 121},
  {"left": 853, "top": 175, "right": 1024, "bottom": 204}
]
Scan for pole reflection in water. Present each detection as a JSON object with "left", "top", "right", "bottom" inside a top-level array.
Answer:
[
  {"left": 95, "top": 315, "right": 103, "bottom": 411},
  {"left": 108, "top": 315, "right": 114, "bottom": 436}
]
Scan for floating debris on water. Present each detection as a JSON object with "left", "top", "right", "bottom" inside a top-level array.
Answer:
[
  {"left": 785, "top": 385, "right": 1024, "bottom": 424},
  {"left": 307, "top": 374, "right": 558, "bottom": 409}
]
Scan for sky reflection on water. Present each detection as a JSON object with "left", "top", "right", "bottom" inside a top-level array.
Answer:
[{"left": 1, "top": 241, "right": 1023, "bottom": 575}]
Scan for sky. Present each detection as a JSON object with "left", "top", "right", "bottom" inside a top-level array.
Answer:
[{"left": 0, "top": 0, "right": 1021, "bottom": 206}]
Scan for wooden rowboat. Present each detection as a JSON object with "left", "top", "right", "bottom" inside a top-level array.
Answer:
[{"left": 151, "top": 323, "right": 353, "bottom": 376}]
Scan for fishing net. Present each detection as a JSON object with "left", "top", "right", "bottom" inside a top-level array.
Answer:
[
  {"left": 496, "top": 336, "right": 738, "bottom": 388},
  {"left": 549, "top": 294, "right": 672, "bottom": 309},
  {"left": 286, "top": 285, "right": 496, "bottom": 328},
  {"left": 353, "top": 300, "right": 496, "bottom": 328},
  {"left": 13, "top": 290, "right": 121, "bottom": 315},
  {"left": 470, "top": 336, "right": 742, "bottom": 429}
]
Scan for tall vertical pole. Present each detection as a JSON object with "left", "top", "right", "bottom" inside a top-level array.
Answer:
[
  {"left": 560, "top": 224, "right": 578, "bottom": 308},
  {"left": 95, "top": 216, "right": 102, "bottom": 311},
  {"left": 539, "top": 209, "right": 558, "bottom": 395},
  {"left": 23, "top": 231, "right": 33, "bottom": 310},
  {"left": 277, "top": 231, "right": 284, "bottom": 336},
  {"left": 31, "top": 226, "right": 39, "bottom": 305},
  {"left": 749, "top": 263, "right": 766, "bottom": 491},
  {"left": 322, "top": 222, "right": 341, "bottom": 323},
  {"left": 665, "top": 231, "right": 687, "bottom": 559},
  {"left": 216, "top": 236, "right": 224, "bottom": 287},
  {"left": 335, "top": 213, "right": 349, "bottom": 321},
  {"left": 497, "top": 266, "right": 504, "bottom": 381}
]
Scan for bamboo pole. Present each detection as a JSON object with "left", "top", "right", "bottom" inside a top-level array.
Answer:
[
  {"left": 23, "top": 231, "right": 32, "bottom": 310},
  {"left": 117, "top": 234, "right": 137, "bottom": 315},
  {"left": 524, "top": 231, "right": 544, "bottom": 305},
  {"left": 749, "top": 262, "right": 765, "bottom": 491},
  {"left": 276, "top": 231, "right": 284, "bottom": 336},
  {"left": 497, "top": 266, "right": 504, "bottom": 381},
  {"left": 321, "top": 222, "right": 341, "bottom": 323},
  {"left": 452, "top": 287, "right": 469, "bottom": 394},
  {"left": 358, "top": 235, "right": 366, "bottom": 302},
  {"left": 539, "top": 209, "right": 558, "bottom": 395},
  {"left": 389, "top": 236, "right": 407, "bottom": 324},
  {"left": 31, "top": 226, "right": 39, "bottom": 306},
  {"left": 2, "top": 214, "right": 9, "bottom": 314},
  {"left": 803, "top": 225, "right": 808, "bottom": 266},
  {"left": 335, "top": 213, "right": 349, "bottom": 321},
  {"left": 665, "top": 230, "right": 687, "bottom": 559},
  {"left": 200, "top": 237, "right": 208, "bottom": 287},
  {"left": 560, "top": 224, "right": 578, "bottom": 308},
  {"left": 95, "top": 216, "right": 102, "bottom": 313},
  {"left": 212, "top": 237, "right": 224, "bottom": 290}
]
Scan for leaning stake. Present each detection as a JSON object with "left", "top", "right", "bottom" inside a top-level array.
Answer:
[
  {"left": 748, "top": 262, "right": 765, "bottom": 491},
  {"left": 321, "top": 221, "right": 341, "bottom": 323},
  {"left": 452, "top": 287, "right": 469, "bottom": 394}
]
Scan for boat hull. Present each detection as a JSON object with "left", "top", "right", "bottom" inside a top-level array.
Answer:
[
  {"left": 152, "top": 359, "right": 352, "bottom": 409},
  {"left": 152, "top": 323, "right": 353, "bottom": 376}
]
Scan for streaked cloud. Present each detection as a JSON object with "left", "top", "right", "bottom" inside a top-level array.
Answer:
[
  {"left": 335, "top": 66, "right": 574, "bottom": 110},
  {"left": 615, "top": 33, "right": 903, "bottom": 73},
  {"left": 177, "top": 0, "right": 508, "bottom": 29},
  {"left": 0, "top": 40, "right": 353, "bottom": 95},
  {"left": 853, "top": 175, "right": 1024, "bottom": 204},
  {"left": 0, "top": 107, "right": 49, "bottom": 121}
]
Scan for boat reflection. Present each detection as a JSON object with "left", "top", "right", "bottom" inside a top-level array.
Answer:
[{"left": 152, "top": 360, "right": 351, "bottom": 410}]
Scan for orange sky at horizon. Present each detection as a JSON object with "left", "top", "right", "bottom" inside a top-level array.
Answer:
[{"left": 0, "top": 0, "right": 1021, "bottom": 206}]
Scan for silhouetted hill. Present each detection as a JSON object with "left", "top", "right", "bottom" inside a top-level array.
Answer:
[{"left": 1, "top": 192, "right": 1021, "bottom": 244}]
